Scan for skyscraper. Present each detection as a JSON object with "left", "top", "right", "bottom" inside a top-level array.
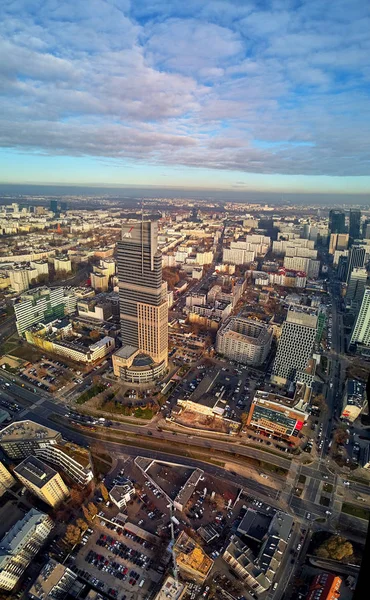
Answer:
[
  {"left": 346, "top": 246, "right": 366, "bottom": 284},
  {"left": 50, "top": 199, "right": 58, "bottom": 214},
  {"left": 329, "top": 209, "right": 346, "bottom": 234},
  {"left": 113, "top": 220, "right": 168, "bottom": 382},
  {"left": 350, "top": 287, "right": 370, "bottom": 349},
  {"left": 272, "top": 308, "right": 317, "bottom": 386},
  {"left": 346, "top": 267, "right": 367, "bottom": 306},
  {"left": 349, "top": 209, "right": 361, "bottom": 241}
]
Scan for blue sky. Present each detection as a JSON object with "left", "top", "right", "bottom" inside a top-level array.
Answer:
[{"left": 0, "top": 0, "right": 369, "bottom": 193}]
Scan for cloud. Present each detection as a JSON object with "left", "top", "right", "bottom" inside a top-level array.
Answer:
[{"left": 0, "top": 0, "right": 369, "bottom": 177}]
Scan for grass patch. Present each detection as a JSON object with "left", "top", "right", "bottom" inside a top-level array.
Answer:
[
  {"left": 76, "top": 383, "right": 106, "bottom": 404},
  {"left": 259, "top": 461, "right": 288, "bottom": 476},
  {"left": 348, "top": 476, "right": 370, "bottom": 486},
  {"left": 10, "top": 343, "right": 44, "bottom": 362},
  {"left": 299, "top": 474, "right": 307, "bottom": 484},
  {"left": 323, "top": 483, "right": 333, "bottom": 493},
  {"left": 91, "top": 452, "right": 112, "bottom": 478},
  {"left": 134, "top": 407, "right": 153, "bottom": 419},
  {"left": 342, "top": 503, "right": 370, "bottom": 521}
]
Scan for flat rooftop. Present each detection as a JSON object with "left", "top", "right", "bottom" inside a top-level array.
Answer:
[
  {"left": 114, "top": 345, "right": 138, "bottom": 359},
  {"left": 146, "top": 462, "right": 194, "bottom": 501},
  {"left": 0, "top": 420, "right": 60, "bottom": 443},
  {"left": 14, "top": 455, "right": 57, "bottom": 489},
  {"left": 28, "top": 559, "right": 75, "bottom": 599},
  {"left": 174, "top": 531, "right": 213, "bottom": 577},
  {"left": 237, "top": 509, "right": 272, "bottom": 542},
  {"left": 286, "top": 308, "right": 317, "bottom": 328},
  {"left": 56, "top": 443, "right": 91, "bottom": 468}
]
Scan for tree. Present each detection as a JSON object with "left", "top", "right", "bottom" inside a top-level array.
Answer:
[
  {"left": 334, "top": 428, "right": 347, "bottom": 445},
  {"left": 82, "top": 505, "right": 93, "bottom": 523},
  {"left": 90, "top": 330, "right": 100, "bottom": 341},
  {"left": 76, "top": 518, "right": 89, "bottom": 532},
  {"left": 100, "top": 483, "right": 109, "bottom": 503},
  {"left": 240, "top": 412, "right": 248, "bottom": 429},
  {"left": 88, "top": 502, "right": 98, "bottom": 517},
  {"left": 315, "top": 535, "right": 353, "bottom": 561},
  {"left": 63, "top": 524, "right": 81, "bottom": 547},
  {"left": 70, "top": 488, "right": 85, "bottom": 506}
]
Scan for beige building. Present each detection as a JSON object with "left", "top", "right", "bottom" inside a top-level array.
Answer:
[
  {"left": 216, "top": 317, "right": 273, "bottom": 366},
  {"left": 0, "top": 509, "right": 53, "bottom": 591},
  {"left": 154, "top": 576, "right": 187, "bottom": 600},
  {"left": 91, "top": 270, "right": 109, "bottom": 292},
  {"left": 35, "top": 442, "right": 94, "bottom": 486},
  {"left": 0, "top": 461, "right": 16, "bottom": 497},
  {"left": 329, "top": 233, "right": 349, "bottom": 255},
  {"left": 29, "top": 559, "right": 77, "bottom": 600},
  {"left": 223, "top": 536, "right": 270, "bottom": 595},
  {"left": 174, "top": 532, "right": 213, "bottom": 583},
  {"left": 54, "top": 256, "right": 72, "bottom": 273},
  {"left": 14, "top": 456, "right": 69, "bottom": 508}
]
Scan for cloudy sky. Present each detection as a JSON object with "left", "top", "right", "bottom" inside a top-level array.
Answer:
[{"left": 0, "top": 0, "right": 369, "bottom": 193}]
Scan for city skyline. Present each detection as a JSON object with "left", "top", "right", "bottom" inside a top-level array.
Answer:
[{"left": 0, "top": 0, "right": 369, "bottom": 194}]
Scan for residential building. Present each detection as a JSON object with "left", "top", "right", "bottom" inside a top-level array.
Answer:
[
  {"left": 29, "top": 559, "right": 77, "bottom": 600},
  {"left": 154, "top": 576, "right": 187, "bottom": 600},
  {"left": 14, "top": 287, "right": 66, "bottom": 335},
  {"left": 349, "top": 209, "right": 361, "bottom": 241},
  {"left": 216, "top": 317, "right": 273, "bottom": 366},
  {"left": 341, "top": 379, "right": 367, "bottom": 422},
  {"left": 223, "top": 536, "right": 270, "bottom": 596},
  {"left": 0, "top": 509, "right": 53, "bottom": 591},
  {"left": 54, "top": 256, "right": 72, "bottom": 273},
  {"left": 109, "top": 481, "right": 135, "bottom": 509},
  {"left": 223, "top": 247, "right": 255, "bottom": 265},
  {"left": 350, "top": 287, "right": 370, "bottom": 349},
  {"left": 0, "top": 420, "right": 62, "bottom": 460},
  {"left": 91, "top": 270, "right": 109, "bottom": 292},
  {"left": 247, "top": 388, "right": 309, "bottom": 441},
  {"left": 0, "top": 461, "right": 16, "bottom": 497},
  {"left": 173, "top": 531, "right": 213, "bottom": 583},
  {"left": 329, "top": 233, "right": 349, "bottom": 255},
  {"left": 257, "top": 511, "right": 293, "bottom": 582},
  {"left": 113, "top": 220, "right": 168, "bottom": 382},
  {"left": 307, "top": 573, "right": 342, "bottom": 600},
  {"left": 272, "top": 308, "right": 317, "bottom": 385},
  {"left": 329, "top": 209, "right": 346, "bottom": 234},
  {"left": 346, "top": 246, "right": 366, "bottom": 284},
  {"left": 35, "top": 442, "right": 94, "bottom": 486},
  {"left": 8, "top": 267, "right": 30, "bottom": 293},
  {"left": 30, "top": 260, "right": 49, "bottom": 279},
  {"left": 14, "top": 456, "right": 69, "bottom": 508}
]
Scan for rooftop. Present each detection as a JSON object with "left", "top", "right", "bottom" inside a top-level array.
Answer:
[
  {"left": 286, "top": 307, "right": 318, "bottom": 328},
  {"left": 0, "top": 420, "right": 60, "bottom": 444},
  {"left": 174, "top": 531, "right": 213, "bottom": 576},
  {"left": 14, "top": 455, "right": 58, "bottom": 489},
  {"left": 28, "top": 559, "right": 76, "bottom": 600},
  {"left": 0, "top": 509, "right": 50, "bottom": 566},
  {"left": 56, "top": 442, "right": 91, "bottom": 468},
  {"left": 154, "top": 576, "right": 186, "bottom": 600},
  {"left": 237, "top": 509, "right": 272, "bottom": 542},
  {"left": 114, "top": 345, "right": 138, "bottom": 359}
]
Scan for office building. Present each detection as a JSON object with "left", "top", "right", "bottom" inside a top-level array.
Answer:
[
  {"left": 364, "top": 221, "right": 370, "bottom": 240},
  {"left": 113, "top": 220, "right": 168, "bottom": 383},
  {"left": 50, "top": 199, "right": 58, "bottom": 213},
  {"left": 0, "top": 461, "right": 16, "bottom": 497},
  {"left": 247, "top": 388, "right": 309, "bottom": 441},
  {"left": 223, "top": 536, "right": 270, "bottom": 595},
  {"left": 35, "top": 442, "right": 94, "bottom": 486},
  {"left": 154, "top": 576, "right": 187, "bottom": 600},
  {"left": 29, "top": 559, "right": 77, "bottom": 600},
  {"left": 329, "top": 209, "right": 346, "bottom": 234},
  {"left": 272, "top": 308, "right": 317, "bottom": 385},
  {"left": 174, "top": 532, "right": 213, "bottom": 583},
  {"left": 346, "top": 246, "right": 366, "bottom": 284},
  {"left": 307, "top": 573, "right": 342, "bottom": 600},
  {"left": 14, "top": 456, "right": 69, "bottom": 508},
  {"left": 346, "top": 267, "right": 367, "bottom": 306},
  {"left": 337, "top": 255, "right": 348, "bottom": 281},
  {"left": 0, "top": 421, "right": 62, "bottom": 460},
  {"left": 109, "top": 481, "right": 135, "bottom": 509},
  {"left": 349, "top": 209, "right": 361, "bottom": 241},
  {"left": 0, "top": 509, "right": 53, "bottom": 591},
  {"left": 350, "top": 287, "right": 370, "bottom": 349},
  {"left": 341, "top": 379, "right": 367, "bottom": 423},
  {"left": 14, "top": 287, "right": 66, "bottom": 335},
  {"left": 329, "top": 233, "right": 349, "bottom": 255},
  {"left": 216, "top": 317, "right": 273, "bottom": 366}
]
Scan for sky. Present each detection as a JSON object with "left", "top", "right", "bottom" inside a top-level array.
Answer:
[{"left": 0, "top": 0, "right": 369, "bottom": 194}]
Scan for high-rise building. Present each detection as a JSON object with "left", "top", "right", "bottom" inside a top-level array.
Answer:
[
  {"left": 346, "top": 267, "right": 367, "bottom": 306},
  {"left": 0, "top": 461, "right": 16, "bottom": 497},
  {"left": 346, "top": 246, "right": 366, "bottom": 284},
  {"left": 113, "top": 220, "right": 168, "bottom": 382},
  {"left": 350, "top": 287, "right": 370, "bottom": 348},
  {"left": 216, "top": 317, "right": 273, "bottom": 366},
  {"left": 0, "top": 421, "right": 62, "bottom": 459},
  {"left": 0, "top": 509, "right": 53, "bottom": 591},
  {"left": 14, "top": 456, "right": 69, "bottom": 508},
  {"left": 29, "top": 559, "right": 77, "bottom": 600},
  {"left": 14, "top": 287, "right": 66, "bottom": 336},
  {"left": 329, "top": 209, "right": 346, "bottom": 234},
  {"left": 349, "top": 209, "right": 361, "bottom": 241},
  {"left": 329, "top": 233, "right": 349, "bottom": 255},
  {"left": 50, "top": 199, "right": 58, "bottom": 213},
  {"left": 272, "top": 308, "right": 318, "bottom": 385}
]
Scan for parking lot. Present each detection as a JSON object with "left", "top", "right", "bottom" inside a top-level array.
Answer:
[
  {"left": 19, "top": 358, "right": 76, "bottom": 392},
  {"left": 74, "top": 520, "right": 163, "bottom": 600}
]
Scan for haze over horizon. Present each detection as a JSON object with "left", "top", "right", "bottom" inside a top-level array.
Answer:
[{"left": 0, "top": 0, "right": 369, "bottom": 195}]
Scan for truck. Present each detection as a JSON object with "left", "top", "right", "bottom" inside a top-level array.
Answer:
[{"left": 98, "top": 418, "right": 106, "bottom": 423}]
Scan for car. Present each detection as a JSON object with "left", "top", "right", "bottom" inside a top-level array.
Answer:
[{"left": 306, "top": 512, "right": 311, "bottom": 519}]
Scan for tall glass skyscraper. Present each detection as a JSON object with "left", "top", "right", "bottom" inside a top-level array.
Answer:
[
  {"left": 349, "top": 209, "right": 361, "bottom": 241},
  {"left": 113, "top": 220, "right": 168, "bottom": 381},
  {"left": 329, "top": 209, "right": 346, "bottom": 234}
]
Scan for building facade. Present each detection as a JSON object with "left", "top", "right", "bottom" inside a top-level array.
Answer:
[
  {"left": 29, "top": 559, "right": 77, "bottom": 600},
  {"left": 0, "top": 421, "right": 62, "bottom": 460},
  {"left": 14, "top": 456, "right": 69, "bottom": 508},
  {"left": 216, "top": 317, "right": 273, "bottom": 366},
  {"left": 350, "top": 287, "right": 370, "bottom": 349},
  {"left": 35, "top": 442, "right": 94, "bottom": 486},
  {"left": 14, "top": 287, "right": 66, "bottom": 335},
  {"left": 247, "top": 390, "right": 308, "bottom": 441},
  {"left": 0, "top": 461, "right": 16, "bottom": 497},
  {"left": 0, "top": 509, "right": 53, "bottom": 591}
]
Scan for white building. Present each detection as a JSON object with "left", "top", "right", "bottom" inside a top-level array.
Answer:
[
  {"left": 0, "top": 461, "right": 16, "bottom": 497},
  {"left": 54, "top": 256, "right": 72, "bottom": 273},
  {"left": 217, "top": 317, "right": 273, "bottom": 366},
  {"left": 350, "top": 287, "right": 370, "bottom": 348},
  {"left": 109, "top": 481, "right": 135, "bottom": 509},
  {"left": 14, "top": 287, "right": 67, "bottom": 335}
]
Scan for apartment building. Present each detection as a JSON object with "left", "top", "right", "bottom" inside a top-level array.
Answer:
[
  {"left": 173, "top": 532, "right": 213, "bottom": 583},
  {"left": 216, "top": 317, "right": 273, "bottom": 366},
  {"left": 0, "top": 420, "right": 62, "bottom": 460},
  {"left": 29, "top": 559, "right": 77, "bottom": 600},
  {"left": 14, "top": 286, "right": 66, "bottom": 335},
  {"left": 0, "top": 509, "right": 53, "bottom": 590},
  {"left": 0, "top": 461, "right": 16, "bottom": 497},
  {"left": 223, "top": 536, "right": 270, "bottom": 596},
  {"left": 35, "top": 442, "right": 94, "bottom": 486},
  {"left": 14, "top": 456, "right": 69, "bottom": 508}
]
